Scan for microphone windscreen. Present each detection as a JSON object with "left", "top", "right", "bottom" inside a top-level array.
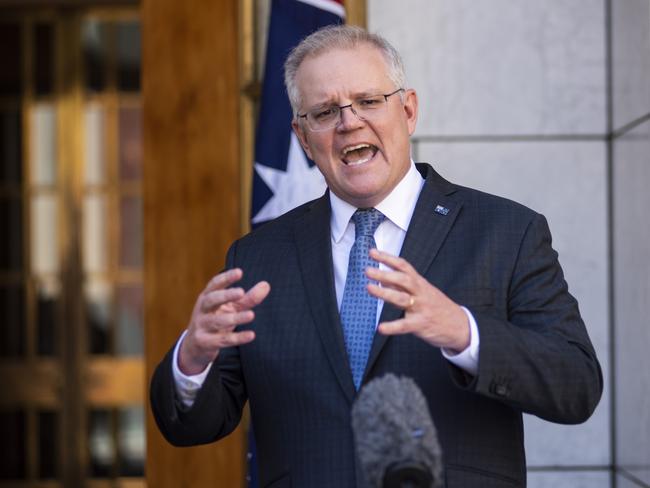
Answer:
[{"left": 351, "top": 373, "right": 443, "bottom": 488}]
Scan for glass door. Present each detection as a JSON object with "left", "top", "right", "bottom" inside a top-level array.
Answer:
[{"left": 0, "top": 8, "right": 145, "bottom": 488}]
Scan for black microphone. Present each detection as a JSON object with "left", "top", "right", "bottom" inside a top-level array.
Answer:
[{"left": 351, "top": 374, "right": 443, "bottom": 488}]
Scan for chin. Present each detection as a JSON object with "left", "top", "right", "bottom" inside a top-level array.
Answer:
[{"left": 345, "top": 188, "right": 386, "bottom": 208}]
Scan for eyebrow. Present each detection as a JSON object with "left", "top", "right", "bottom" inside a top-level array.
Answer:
[
  {"left": 350, "top": 89, "right": 385, "bottom": 99},
  {"left": 306, "top": 89, "right": 389, "bottom": 110}
]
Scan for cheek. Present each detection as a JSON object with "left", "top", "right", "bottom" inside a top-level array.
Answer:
[
  {"left": 300, "top": 136, "right": 314, "bottom": 160},
  {"left": 309, "top": 137, "right": 336, "bottom": 163},
  {"left": 302, "top": 128, "right": 331, "bottom": 159},
  {"left": 385, "top": 125, "right": 411, "bottom": 157}
]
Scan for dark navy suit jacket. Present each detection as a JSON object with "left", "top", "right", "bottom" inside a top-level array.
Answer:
[{"left": 151, "top": 163, "right": 603, "bottom": 488}]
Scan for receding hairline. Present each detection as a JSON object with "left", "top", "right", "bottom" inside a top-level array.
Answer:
[
  {"left": 293, "top": 41, "right": 392, "bottom": 82},
  {"left": 297, "top": 37, "right": 388, "bottom": 64}
]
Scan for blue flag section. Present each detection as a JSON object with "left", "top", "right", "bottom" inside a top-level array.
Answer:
[
  {"left": 251, "top": 0, "right": 344, "bottom": 225},
  {"left": 248, "top": 1, "right": 344, "bottom": 486}
]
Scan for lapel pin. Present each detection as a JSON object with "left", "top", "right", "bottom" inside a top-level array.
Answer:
[{"left": 434, "top": 204, "right": 450, "bottom": 216}]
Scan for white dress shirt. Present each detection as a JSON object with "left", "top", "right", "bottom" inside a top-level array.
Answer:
[{"left": 173, "top": 161, "right": 479, "bottom": 407}]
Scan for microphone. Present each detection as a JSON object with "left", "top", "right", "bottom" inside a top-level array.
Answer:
[{"left": 351, "top": 374, "right": 443, "bottom": 488}]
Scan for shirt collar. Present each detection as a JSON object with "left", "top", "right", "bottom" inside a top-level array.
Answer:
[{"left": 329, "top": 161, "right": 424, "bottom": 243}]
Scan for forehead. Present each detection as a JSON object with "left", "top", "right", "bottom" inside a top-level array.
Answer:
[{"left": 294, "top": 44, "right": 392, "bottom": 105}]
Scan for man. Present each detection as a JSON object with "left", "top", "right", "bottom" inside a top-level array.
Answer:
[{"left": 151, "top": 26, "right": 602, "bottom": 487}]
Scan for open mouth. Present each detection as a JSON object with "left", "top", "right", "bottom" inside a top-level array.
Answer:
[{"left": 340, "top": 143, "right": 378, "bottom": 166}]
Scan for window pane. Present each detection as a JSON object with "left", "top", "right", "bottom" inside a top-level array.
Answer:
[
  {"left": 118, "top": 407, "right": 144, "bottom": 477},
  {"left": 119, "top": 196, "right": 142, "bottom": 268},
  {"left": 86, "top": 279, "right": 112, "bottom": 355},
  {"left": 0, "top": 285, "right": 24, "bottom": 357},
  {"left": 0, "top": 109, "right": 22, "bottom": 184},
  {"left": 116, "top": 285, "right": 143, "bottom": 356},
  {"left": 116, "top": 22, "right": 140, "bottom": 92},
  {"left": 82, "top": 20, "right": 108, "bottom": 93},
  {"left": 30, "top": 103, "right": 57, "bottom": 185},
  {"left": 0, "top": 23, "right": 22, "bottom": 97},
  {"left": 88, "top": 409, "right": 114, "bottom": 478},
  {"left": 38, "top": 410, "right": 58, "bottom": 479},
  {"left": 34, "top": 23, "right": 55, "bottom": 97},
  {"left": 84, "top": 105, "right": 106, "bottom": 185},
  {"left": 118, "top": 106, "right": 142, "bottom": 182},
  {"left": 83, "top": 194, "right": 108, "bottom": 274},
  {"left": 37, "top": 278, "right": 59, "bottom": 356},
  {"left": 31, "top": 193, "right": 59, "bottom": 274},
  {"left": 0, "top": 410, "right": 26, "bottom": 479},
  {"left": 0, "top": 197, "right": 22, "bottom": 271}
]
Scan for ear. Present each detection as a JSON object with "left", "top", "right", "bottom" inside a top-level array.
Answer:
[
  {"left": 402, "top": 89, "right": 419, "bottom": 136},
  {"left": 292, "top": 119, "right": 314, "bottom": 160}
]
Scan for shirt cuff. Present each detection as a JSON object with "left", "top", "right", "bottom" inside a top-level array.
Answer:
[
  {"left": 172, "top": 329, "right": 213, "bottom": 408},
  {"left": 441, "top": 306, "right": 479, "bottom": 376}
]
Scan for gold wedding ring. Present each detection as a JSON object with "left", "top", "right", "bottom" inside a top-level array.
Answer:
[{"left": 408, "top": 296, "right": 416, "bottom": 308}]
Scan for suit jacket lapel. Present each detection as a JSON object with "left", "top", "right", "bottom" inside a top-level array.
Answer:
[
  {"left": 294, "top": 193, "right": 357, "bottom": 403},
  {"left": 364, "top": 164, "right": 463, "bottom": 379}
]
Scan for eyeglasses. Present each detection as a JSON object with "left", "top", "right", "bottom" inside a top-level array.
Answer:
[{"left": 297, "top": 88, "right": 405, "bottom": 132}]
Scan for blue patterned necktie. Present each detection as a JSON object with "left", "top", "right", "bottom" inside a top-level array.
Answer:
[{"left": 340, "top": 208, "right": 385, "bottom": 390}]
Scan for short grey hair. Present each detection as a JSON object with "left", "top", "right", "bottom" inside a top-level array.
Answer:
[{"left": 284, "top": 25, "right": 406, "bottom": 117}]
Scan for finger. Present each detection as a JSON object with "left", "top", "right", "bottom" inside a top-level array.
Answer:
[
  {"left": 207, "top": 330, "right": 256, "bottom": 349},
  {"left": 365, "top": 267, "right": 413, "bottom": 293},
  {"left": 367, "top": 283, "right": 413, "bottom": 309},
  {"left": 369, "top": 248, "right": 415, "bottom": 273},
  {"left": 377, "top": 318, "right": 414, "bottom": 336},
  {"left": 233, "top": 281, "right": 271, "bottom": 310},
  {"left": 204, "top": 268, "right": 244, "bottom": 293},
  {"left": 201, "top": 287, "right": 245, "bottom": 313},
  {"left": 202, "top": 309, "right": 255, "bottom": 331}
]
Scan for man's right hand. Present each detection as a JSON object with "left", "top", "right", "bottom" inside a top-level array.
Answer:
[{"left": 178, "top": 268, "right": 271, "bottom": 375}]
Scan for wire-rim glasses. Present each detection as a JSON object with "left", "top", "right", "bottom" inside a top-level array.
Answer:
[{"left": 297, "top": 88, "right": 405, "bottom": 132}]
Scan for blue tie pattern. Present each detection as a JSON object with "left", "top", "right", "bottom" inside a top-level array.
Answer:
[{"left": 340, "top": 208, "right": 385, "bottom": 390}]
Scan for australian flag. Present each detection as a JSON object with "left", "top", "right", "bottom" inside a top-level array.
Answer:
[
  {"left": 247, "top": 0, "right": 344, "bottom": 485},
  {"left": 250, "top": 0, "right": 345, "bottom": 225}
]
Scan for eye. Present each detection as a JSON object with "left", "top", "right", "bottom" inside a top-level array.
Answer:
[
  {"left": 357, "top": 97, "right": 383, "bottom": 108},
  {"left": 312, "top": 107, "right": 336, "bottom": 121}
]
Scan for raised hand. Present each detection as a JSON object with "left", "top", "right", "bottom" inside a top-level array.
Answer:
[
  {"left": 366, "top": 249, "right": 469, "bottom": 353},
  {"left": 178, "top": 268, "right": 271, "bottom": 375}
]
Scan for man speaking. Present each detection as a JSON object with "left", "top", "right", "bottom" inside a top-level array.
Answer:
[{"left": 150, "top": 25, "right": 602, "bottom": 487}]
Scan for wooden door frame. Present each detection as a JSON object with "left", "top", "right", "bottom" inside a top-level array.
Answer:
[{"left": 142, "top": 0, "right": 366, "bottom": 486}]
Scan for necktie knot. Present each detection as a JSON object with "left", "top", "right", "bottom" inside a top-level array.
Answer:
[{"left": 353, "top": 208, "right": 385, "bottom": 238}]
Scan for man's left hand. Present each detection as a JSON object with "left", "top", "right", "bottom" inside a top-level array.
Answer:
[{"left": 366, "top": 248, "right": 470, "bottom": 353}]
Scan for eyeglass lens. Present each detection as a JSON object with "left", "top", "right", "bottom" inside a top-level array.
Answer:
[{"left": 304, "top": 89, "right": 403, "bottom": 131}]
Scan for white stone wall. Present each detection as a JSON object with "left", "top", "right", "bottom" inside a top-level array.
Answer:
[
  {"left": 612, "top": 2, "right": 650, "bottom": 487},
  {"left": 369, "top": 0, "right": 650, "bottom": 486}
]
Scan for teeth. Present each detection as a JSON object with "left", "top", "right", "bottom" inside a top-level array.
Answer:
[
  {"left": 342, "top": 144, "right": 370, "bottom": 155},
  {"left": 340, "top": 143, "right": 377, "bottom": 166},
  {"left": 346, "top": 155, "right": 373, "bottom": 166}
]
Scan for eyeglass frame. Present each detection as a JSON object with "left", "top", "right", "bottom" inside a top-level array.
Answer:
[{"left": 296, "top": 88, "right": 405, "bottom": 132}]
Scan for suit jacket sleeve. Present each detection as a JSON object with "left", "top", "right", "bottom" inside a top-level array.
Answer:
[
  {"left": 149, "top": 242, "right": 248, "bottom": 446},
  {"left": 455, "top": 212, "right": 603, "bottom": 424}
]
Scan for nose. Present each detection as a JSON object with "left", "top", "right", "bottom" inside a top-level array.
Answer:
[{"left": 337, "top": 104, "right": 365, "bottom": 131}]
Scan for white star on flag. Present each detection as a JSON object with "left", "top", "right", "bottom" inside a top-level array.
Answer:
[{"left": 252, "top": 132, "right": 326, "bottom": 224}]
